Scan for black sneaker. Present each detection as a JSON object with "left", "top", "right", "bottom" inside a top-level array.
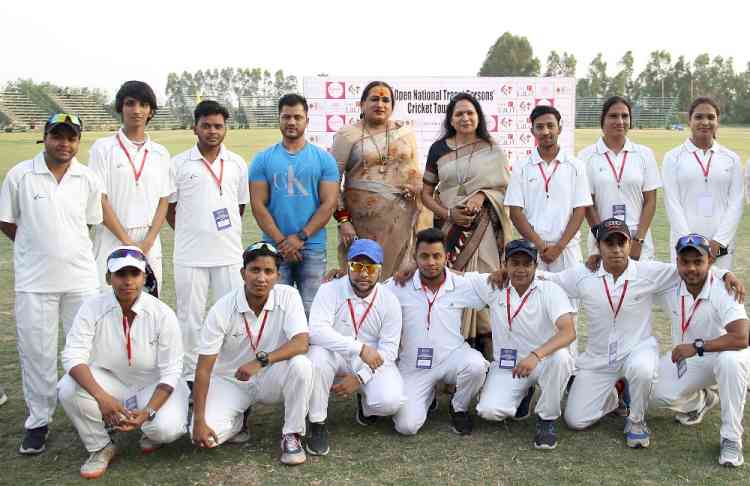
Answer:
[
  {"left": 513, "top": 386, "right": 535, "bottom": 421},
  {"left": 305, "top": 421, "right": 329, "bottom": 456},
  {"left": 449, "top": 402, "right": 473, "bottom": 436},
  {"left": 428, "top": 396, "right": 438, "bottom": 415},
  {"left": 534, "top": 417, "right": 558, "bottom": 450},
  {"left": 19, "top": 425, "right": 49, "bottom": 455},
  {"left": 355, "top": 393, "right": 378, "bottom": 426}
]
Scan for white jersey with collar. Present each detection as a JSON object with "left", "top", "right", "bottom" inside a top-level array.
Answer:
[
  {"left": 0, "top": 152, "right": 102, "bottom": 292},
  {"left": 169, "top": 144, "right": 250, "bottom": 267},
  {"left": 464, "top": 273, "right": 573, "bottom": 361},
  {"left": 62, "top": 290, "right": 183, "bottom": 390},
  {"left": 199, "top": 284, "right": 308, "bottom": 379}
]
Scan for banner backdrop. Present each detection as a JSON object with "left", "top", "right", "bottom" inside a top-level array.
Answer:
[{"left": 302, "top": 76, "right": 576, "bottom": 167}]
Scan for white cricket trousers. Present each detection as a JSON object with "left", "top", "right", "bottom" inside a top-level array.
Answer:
[
  {"left": 307, "top": 345, "right": 406, "bottom": 423},
  {"left": 94, "top": 226, "right": 163, "bottom": 293},
  {"left": 58, "top": 367, "right": 189, "bottom": 452},
  {"left": 393, "top": 346, "right": 489, "bottom": 435},
  {"left": 565, "top": 337, "right": 659, "bottom": 429},
  {"left": 476, "top": 348, "right": 574, "bottom": 421},
  {"left": 189, "top": 355, "right": 313, "bottom": 444},
  {"left": 539, "top": 242, "right": 581, "bottom": 359},
  {"left": 174, "top": 263, "right": 243, "bottom": 380},
  {"left": 15, "top": 289, "right": 98, "bottom": 429},
  {"left": 651, "top": 349, "right": 750, "bottom": 443}
]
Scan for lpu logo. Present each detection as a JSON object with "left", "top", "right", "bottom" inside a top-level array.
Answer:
[{"left": 326, "top": 82, "right": 346, "bottom": 99}]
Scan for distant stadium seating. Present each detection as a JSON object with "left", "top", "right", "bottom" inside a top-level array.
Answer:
[
  {"left": 149, "top": 108, "right": 182, "bottom": 130},
  {"left": 48, "top": 89, "right": 118, "bottom": 130},
  {"left": 0, "top": 88, "right": 52, "bottom": 131},
  {"left": 576, "top": 96, "right": 679, "bottom": 128},
  {"left": 238, "top": 96, "right": 278, "bottom": 128}
]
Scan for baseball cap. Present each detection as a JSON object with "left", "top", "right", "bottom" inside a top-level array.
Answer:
[
  {"left": 44, "top": 113, "right": 83, "bottom": 136},
  {"left": 347, "top": 239, "right": 384, "bottom": 264},
  {"left": 504, "top": 239, "right": 538, "bottom": 261},
  {"left": 675, "top": 233, "right": 710, "bottom": 256},
  {"left": 107, "top": 246, "right": 146, "bottom": 273},
  {"left": 592, "top": 218, "right": 631, "bottom": 241}
]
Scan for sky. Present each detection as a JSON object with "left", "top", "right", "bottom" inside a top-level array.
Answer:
[{"left": 2, "top": 0, "right": 747, "bottom": 102}]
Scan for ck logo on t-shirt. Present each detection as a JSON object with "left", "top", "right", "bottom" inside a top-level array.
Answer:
[{"left": 272, "top": 166, "right": 310, "bottom": 197}]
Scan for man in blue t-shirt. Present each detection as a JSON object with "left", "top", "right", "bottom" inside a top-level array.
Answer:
[{"left": 249, "top": 93, "right": 340, "bottom": 313}]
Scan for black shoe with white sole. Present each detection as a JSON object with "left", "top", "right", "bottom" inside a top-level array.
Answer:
[
  {"left": 305, "top": 421, "right": 329, "bottom": 456},
  {"left": 449, "top": 402, "right": 473, "bottom": 436},
  {"left": 19, "top": 425, "right": 49, "bottom": 455},
  {"left": 356, "top": 393, "right": 378, "bottom": 426},
  {"left": 534, "top": 417, "right": 558, "bottom": 450}
]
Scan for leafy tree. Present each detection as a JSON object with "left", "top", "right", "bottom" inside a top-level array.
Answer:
[
  {"left": 479, "top": 32, "right": 540, "bottom": 76},
  {"left": 586, "top": 53, "right": 609, "bottom": 97},
  {"left": 545, "top": 51, "right": 576, "bottom": 77}
]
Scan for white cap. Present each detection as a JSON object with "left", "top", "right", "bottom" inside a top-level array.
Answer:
[{"left": 107, "top": 245, "right": 147, "bottom": 273}]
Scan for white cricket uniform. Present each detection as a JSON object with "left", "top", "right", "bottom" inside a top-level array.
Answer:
[
  {"left": 386, "top": 271, "right": 489, "bottom": 435},
  {"left": 651, "top": 272, "right": 749, "bottom": 444},
  {"left": 540, "top": 260, "right": 700, "bottom": 428},
  {"left": 58, "top": 291, "right": 188, "bottom": 452},
  {"left": 579, "top": 138, "right": 661, "bottom": 260},
  {"left": 662, "top": 139, "right": 744, "bottom": 269},
  {"left": 189, "top": 285, "right": 312, "bottom": 443},
  {"left": 464, "top": 273, "right": 574, "bottom": 421},
  {"left": 0, "top": 153, "right": 102, "bottom": 429},
  {"left": 307, "top": 277, "right": 405, "bottom": 422},
  {"left": 89, "top": 129, "right": 174, "bottom": 291},
  {"left": 170, "top": 144, "right": 250, "bottom": 379}
]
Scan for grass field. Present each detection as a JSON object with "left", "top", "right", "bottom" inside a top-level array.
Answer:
[{"left": 1, "top": 128, "right": 749, "bottom": 485}]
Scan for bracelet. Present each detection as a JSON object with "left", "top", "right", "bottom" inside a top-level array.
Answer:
[
  {"left": 334, "top": 208, "right": 351, "bottom": 223},
  {"left": 337, "top": 218, "right": 351, "bottom": 226},
  {"left": 530, "top": 351, "right": 543, "bottom": 361}
]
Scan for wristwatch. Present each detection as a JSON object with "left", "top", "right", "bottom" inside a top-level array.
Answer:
[
  {"left": 634, "top": 238, "right": 645, "bottom": 245},
  {"left": 256, "top": 351, "right": 270, "bottom": 367},
  {"left": 146, "top": 406, "right": 157, "bottom": 422},
  {"left": 693, "top": 338, "right": 705, "bottom": 357},
  {"left": 296, "top": 230, "right": 308, "bottom": 242}
]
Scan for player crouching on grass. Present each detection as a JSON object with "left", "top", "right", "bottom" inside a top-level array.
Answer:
[
  {"left": 58, "top": 246, "right": 189, "bottom": 479},
  {"left": 650, "top": 234, "right": 749, "bottom": 467}
]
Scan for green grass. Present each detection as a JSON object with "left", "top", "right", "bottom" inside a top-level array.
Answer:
[{"left": 1, "top": 128, "right": 749, "bottom": 485}]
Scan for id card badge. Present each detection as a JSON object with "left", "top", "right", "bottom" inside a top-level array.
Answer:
[
  {"left": 124, "top": 395, "right": 138, "bottom": 411},
  {"left": 499, "top": 348, "right": 518, "bottom": 369},
  {"left": 416, "top": 347, "right": 434, "bottom": 369},
  {"left": 676, "top": 359, "right": 687, "bottom": 379},
  {"left": 612, "top": 204, "right": 626, "bottom": 221},
  {"left": 213, "top": 208, "right": 232, "bottom": 231},
  {"left": 607, "top": 333, "right": 619, "bottom": 369},
  {"left": 697, "top": 192, "right": 714, "bottom": 218}
]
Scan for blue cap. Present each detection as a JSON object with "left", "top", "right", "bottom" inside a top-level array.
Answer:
[
  {"left": 675, "top": 233, "right": 710, "bottom": 256},
  {"left": 347, "top": 239, "right": 384, "bottom": 264},
  {"left": 504, "top": 239, "right": 538, "bottom": 261}
]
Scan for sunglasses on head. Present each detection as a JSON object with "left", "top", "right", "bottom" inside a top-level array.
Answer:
[
  {"left": 46, "top": 113, "right": 83, "bottom": 129},
  {"left": 676, "top": 233, "right": 709, "bottom": 250},
  {"left": 244, "top": 241, "right": 280, "bottom": 255},
  {"left": 108, "top": 248, "right": 146, "bottom": 262},
  {"left": 348, "top": 261, "right": 381, "bottom": 275}
]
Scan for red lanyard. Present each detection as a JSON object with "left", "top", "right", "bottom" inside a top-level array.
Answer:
[
  {"left": 602, "top": 277, "right": 629, "bottom": 322},
  {"left": 604, "top": 151, "right": 628, "bottom": 187},
  {"left": 201, "top": 157, "right": 225, "bottom": 195},
  {"left": 242, "top": 310, "right": 269, "bottom": 353},
  {"left": 122, "top": 315, "right": 133, "bottom": 367},
  {"left": 537, "top": 161, "right": 560, "bottom": 196},
  {"left": 116, "top": 134, "right": 148, "bottom": 184},
  {"left": 680, "top": 276, "right": 712, "bottom": 339},
  {"left": 505, "top": 286, "right": 535, "bottom": 331},
  {"left": 347, "top": 288, "right": 378, "bottom": 337},
  {"left": 422, "top": 276, "right": 446, "bottom": 330},
  {"left": 692, "top": 151, "right": 713, "bottom": 182}
]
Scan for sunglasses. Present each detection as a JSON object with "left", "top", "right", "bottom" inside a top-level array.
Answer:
[
  {"left": 348, "top": 261, "right": 382, "bottom": 275},
  {"left": 244, "top": 241, "right": 280, "bottom": 255},
  {"left": 46, "top": 113, "right": 83, "bottom": 129},
  {"left": 675, "top": 233, "right": 709, "bottom": 251},
  {"left": 108, "top": 248, "right": 146, "bottom": 262}
]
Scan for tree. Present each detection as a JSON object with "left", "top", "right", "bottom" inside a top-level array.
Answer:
[
  {"left": 634, "top": 50, "right": 672, "bottom": 98},
  {"left": 586, "top": 53, "right": 609, "bottom": 97},
  {"left": 609, "top": 51, "right": 635, "bottom": 98},
  {"left": 479, "top": 32, "right": 540, "bottom": 76},
  {"left": 545, "top": 51, "right": 576, "bottom": 77}
]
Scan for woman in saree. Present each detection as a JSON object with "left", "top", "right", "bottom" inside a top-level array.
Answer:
[
  {"left": 330, "top": 80, "right": 423, "bottom": 279},
  {"left": 420, "top": 92, "right": 512, "bottom": 358}
]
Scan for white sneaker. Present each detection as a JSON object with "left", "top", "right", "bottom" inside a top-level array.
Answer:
[
  {"left": 80, "top": 442, "right": 117, "bottom": 479},
  {"left": 280, "top": 433, "right": 306, "bottom": 465},
  {"left": 227, "top": 429, "right": 250, "bottom": 444},
  {"left": 139, "top": 434, "right": 163, "bottom": 454},
  {"left": 675, "top": 389, "right": 719, "bottom": 426},
  {"left": 624, "top": 419, "right": 650, "bottom": 449},
  {"left": 719, "top": 438, "right": 744, "bottom": 467},
  {"left": 0, "top": 385, "right": 7, "bottom": 407}
]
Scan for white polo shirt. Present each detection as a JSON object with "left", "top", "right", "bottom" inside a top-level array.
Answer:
[
  {"left": 0, "top": 153, "right": 102, "bottom": 293},
  {"left": 199, "top": 284, "right": 309, "bottom": 379},
  {"left": 504, "top": 148, "right": 592, "bottom": 246},
  {"left": 309, "top": 276, "right": 402, "bottom": 383},
  {"left": 662, "top": 270, "right": 748, "bottom": 347},
  {"left": 540, "top": 260, "right": 689, "bottom": 370},
  {"left": 465, "top": 273, "right": 573, "bottom": 362},
  {"left": 662, "top": 139, "right": 744, "bottom": 247},
  {"left": 385, "top": 270, "right": 484, "bottom": 371},
  {"left": 170, "top": 145, "right": 250, "bottom": 267},
  {"left": 62, "top": 291, "right": 183, "bottom": 389},
  {"left": 89, "top": 128, "right": 174, "bottom": 229}
]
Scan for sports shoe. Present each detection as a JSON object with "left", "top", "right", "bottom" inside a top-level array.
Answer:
[
  {"left": 19, "top": 425, "right": 49, "bottom": 455},
  {"left": 305, "top": 421, "right": 329, "bottom": 456},
  {"left": 675, "top": 389, "right": 719, "bottom": 426},
  {"left": 139, "top": 434, "right": 163, "bottom": 454},
  {"left": 533, "top": 417, "right": 558, "bottom": 450},
  {"left": 428, "top": 395, "right": 438, "bottom": 415},
  {"left": 513, "top": 386, "right": 535, "bottom": 421},
  {"left": 719, "top": 438, "right": 744, "bottom": 467},
  {"left": 227, "top": 429, "right": 250, "bottom": 444},
  {"left": 280, "top": 433, "right": 306, "bottom": 465},
  {"left": 612, "top": 379, "right": 630, "bottom": 417},
  {"left": 449, "top": 402, "right": 473, "bottom": 436},
  {"left": 624, "top": 419, "right": 650, "bottom": 448},
  {"left": 0, "top": 385, "right": 7, "bottom": 407},
  {"left": 355, "top": 393, "right": 377, "bottom": 426},
  {"left": 80, "top": 442, "right": 117, "bottom": 479}
]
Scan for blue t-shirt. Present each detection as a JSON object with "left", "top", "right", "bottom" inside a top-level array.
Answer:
[{"left": 249, "top": 142, "right": 339, "bottom": 250}]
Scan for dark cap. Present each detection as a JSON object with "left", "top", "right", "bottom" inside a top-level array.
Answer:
[
  {"left": 44, "top": 113, "right": 83, "bottom": 136},
  {"left": 592, "top": 218, "right": 631, "bottom": 241},
  {"left": 675, "top": 233, "right": 710, "bottom": 256},
  {"left": 504, "top": 239, "right": 538, "bottom": 261}
]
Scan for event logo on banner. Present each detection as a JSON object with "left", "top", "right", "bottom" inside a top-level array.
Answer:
[{"left": 303, "top": 77, "right": 576, "bottom": 168}]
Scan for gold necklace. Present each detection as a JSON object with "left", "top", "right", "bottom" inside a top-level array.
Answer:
[{"left": 361, "top": 123, "right": 390, "bottom": 174}]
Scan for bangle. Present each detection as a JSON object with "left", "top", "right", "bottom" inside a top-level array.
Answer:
[
  {"left": 337, "top": 218, "right": 351, "bottom": 226},
  {"left": 334, "top": 208, "right": 351, "bottom": 223},
  {"left": 530, "top": 351, "right": 543, "bottom": 361}
]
